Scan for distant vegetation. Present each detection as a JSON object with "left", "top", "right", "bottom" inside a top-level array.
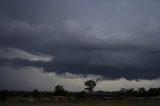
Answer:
[
  {"left": 1, "top": 87, "right": 160, "bottom": 101},
  {"left": 0, "top": 80, "right": 160, "bottom": 105}
]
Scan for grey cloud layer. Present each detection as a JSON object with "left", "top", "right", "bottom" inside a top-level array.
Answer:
[{"left": 0, "top": 0, "right": 160, "bottom": 80}]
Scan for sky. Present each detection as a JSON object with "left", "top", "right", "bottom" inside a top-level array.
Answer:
[{"left": 0, "top": 0, "right": 160, "bottom": 91}]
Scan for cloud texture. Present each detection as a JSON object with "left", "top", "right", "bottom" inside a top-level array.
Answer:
[{"left": 0, "top": 0, "right": 160, "bottom": 90}]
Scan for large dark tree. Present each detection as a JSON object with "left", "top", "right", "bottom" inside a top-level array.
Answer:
[
  {"left": 84, "top": 80, "right": 96, "bottom": 92},
  {"left": 54, "top": 85, "right": 67, "bottom": 96},
  {"left": 0, "top": 90, "right": 8, "bottom": 102},
  {"left": 148, "top": 88, "right": 160, "bottom": 97},
  {"left": 33, "top": 89, "right": 41, "bottom": 100},
  {"left": 138, "top": 87, "right": 147, "bottom": 97}
]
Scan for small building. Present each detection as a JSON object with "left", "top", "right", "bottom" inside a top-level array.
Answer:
[{"left": 50, "top": 96, "right": 68, "bottom": 101}]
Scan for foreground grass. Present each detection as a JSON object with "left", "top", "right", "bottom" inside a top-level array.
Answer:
[{"left": 1, "top": 99, "right": 160, "bottom": 106}]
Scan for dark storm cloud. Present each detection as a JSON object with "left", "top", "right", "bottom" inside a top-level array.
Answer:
[
  {"left": 0, "top": 0, "right": 160, "bottom": 80},
  {"left": 0, "top": 56, "right": 160, "bottom": 80}
]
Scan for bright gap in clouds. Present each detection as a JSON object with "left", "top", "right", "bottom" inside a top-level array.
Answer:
[
  {"left": 0, "top": 46, "right": 53, "bottom": 62},
  {"left": 0, "top": 66, "right": 159, "bottom": 91}
]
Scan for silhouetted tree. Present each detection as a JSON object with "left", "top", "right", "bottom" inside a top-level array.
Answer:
[
  {"left": 126, "top": 88, "right": 134, "bottom": 96},
  {"left": 84, "top": 80, "right": 96, "bottom": 92},
  {"left": 138, "top": 87, "right": 147, "bottom": 97},
  {"left": 148, "top": 88, "right": 160, "bottom": 97},
  {"left": 77, "top": 90, "right": 87, "bottom": 99},
  {"left": 33, "top": 89, "right": 41, "bottom": 100},
  {"left": 115, "top": 88, "right": 126, "bottom": 98},
  {"left": 54, "top": 85, "right": 67, "bottom": 96},
  {"left": 0, "top": 90, "right": 8, "bottom": 102}
]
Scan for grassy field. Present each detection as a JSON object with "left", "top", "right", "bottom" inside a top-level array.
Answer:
[{"left": 1, "top": 99, "right": 160, "bottom": 106}]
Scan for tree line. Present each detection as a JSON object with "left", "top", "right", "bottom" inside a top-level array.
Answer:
[{"left": 0, "top": 80, "right": 160, "bottom": 102}]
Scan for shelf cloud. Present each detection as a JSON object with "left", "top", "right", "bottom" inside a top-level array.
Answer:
[{"left": 0, "top": 0, "right": 160, "bottom": 90}]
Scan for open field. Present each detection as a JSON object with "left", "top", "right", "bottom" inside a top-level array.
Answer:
[{"left": 1, "top": 99, "right": 160, "bottom": 106}]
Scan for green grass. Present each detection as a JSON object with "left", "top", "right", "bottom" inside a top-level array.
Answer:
[{"left": 1, "top": 99, "right": 160, "bottom": 106}]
